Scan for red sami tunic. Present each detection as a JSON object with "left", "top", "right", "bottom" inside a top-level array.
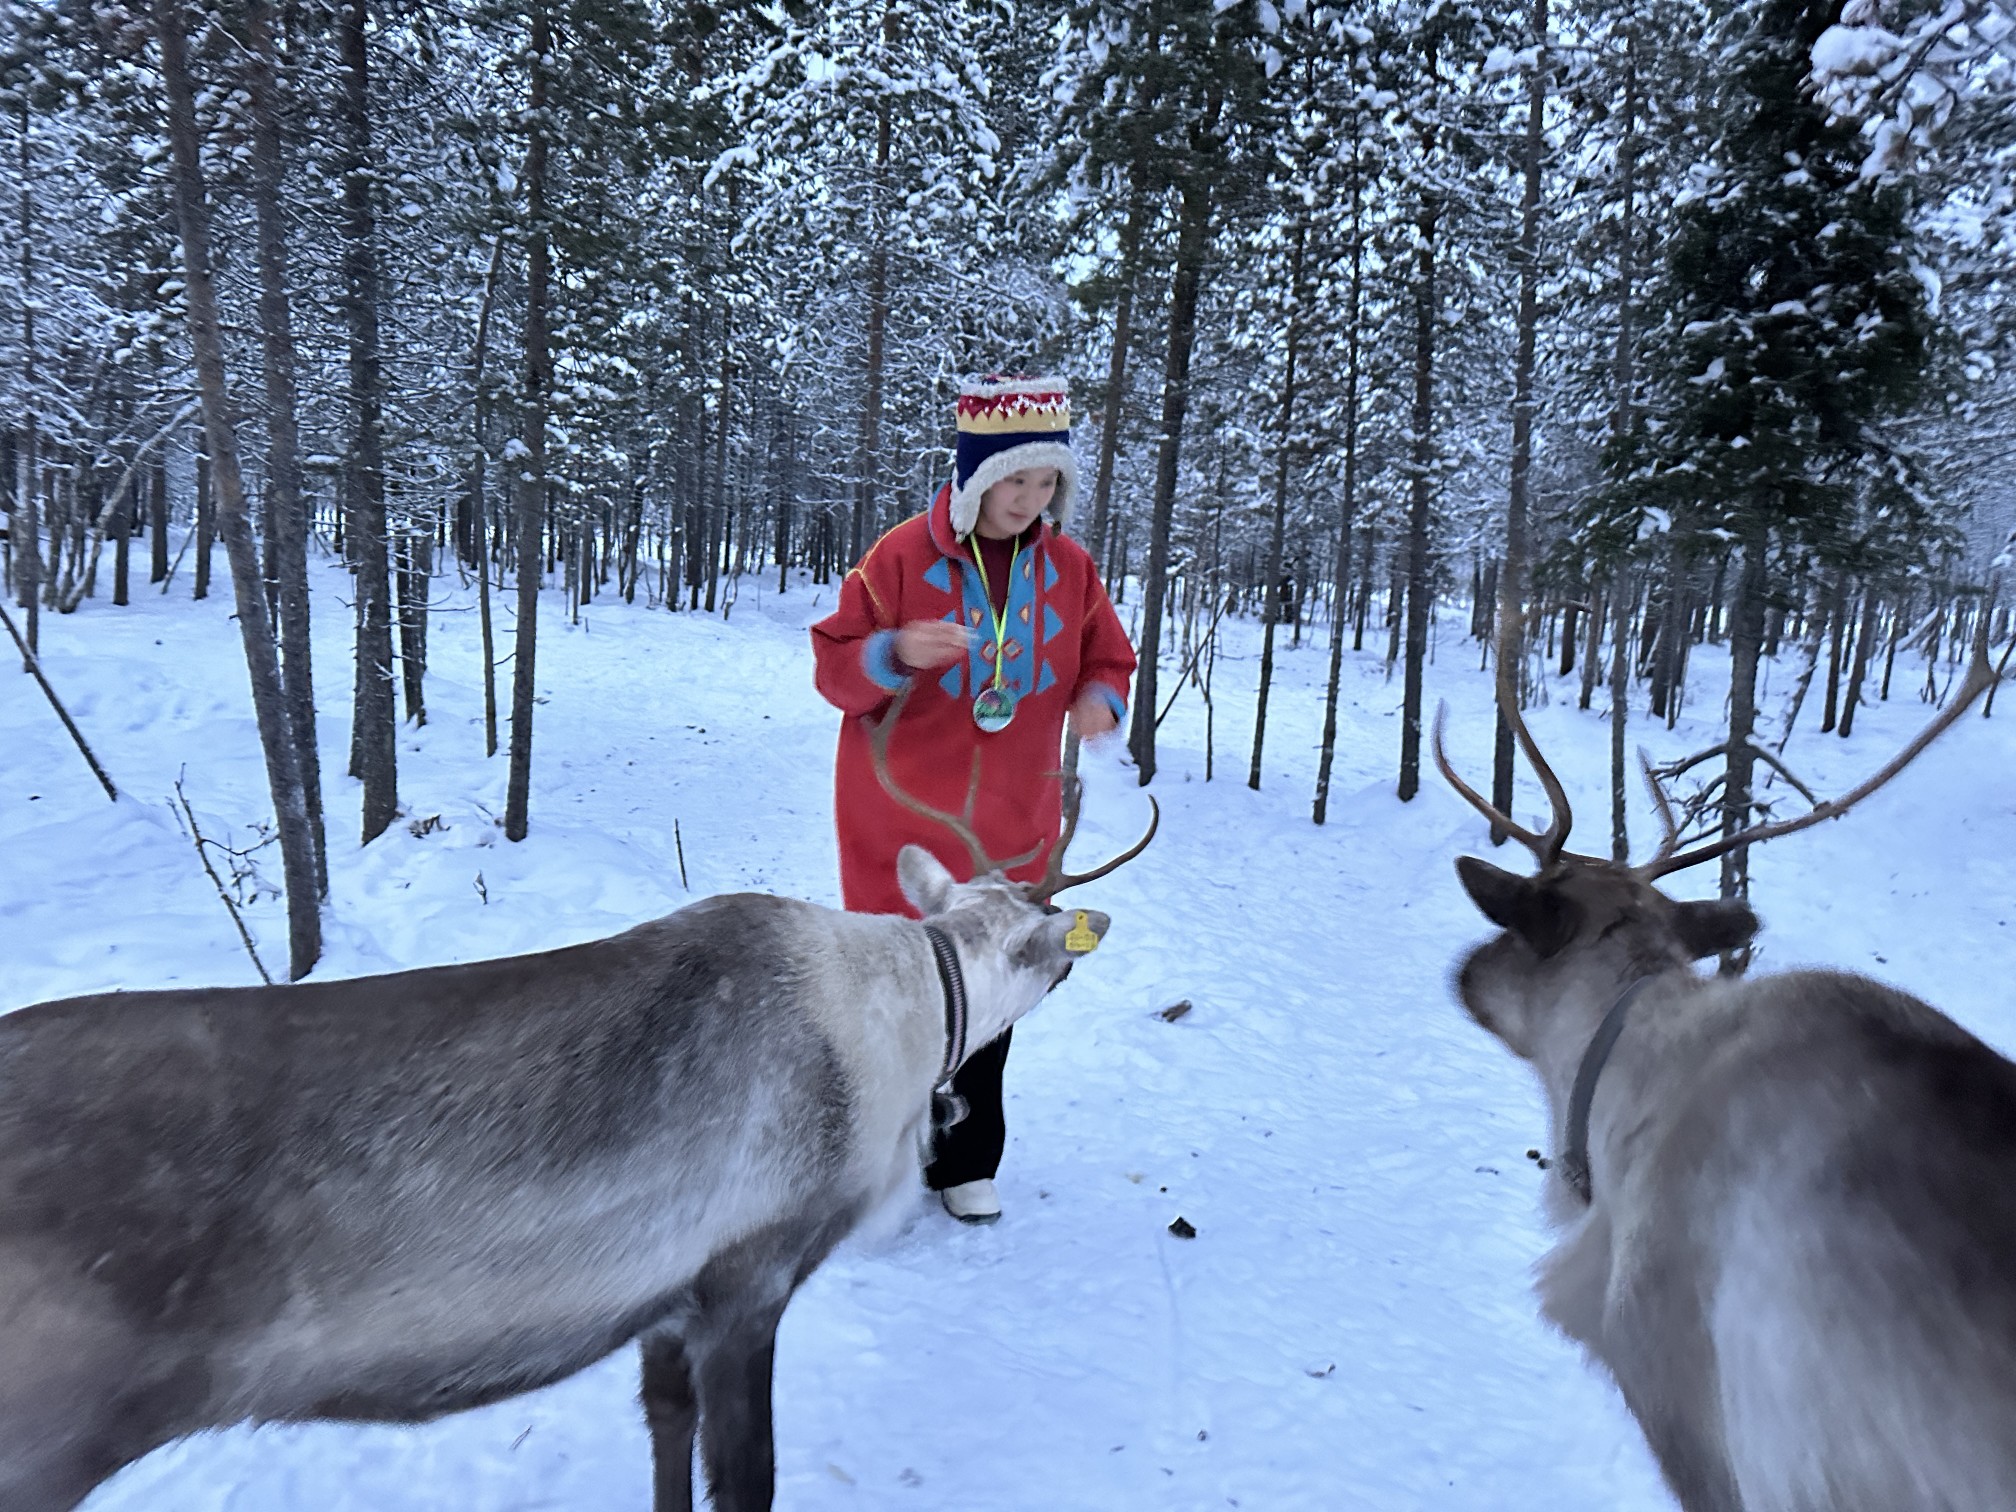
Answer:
[{"left": 810, "top": 483, "right": 1138, "bottom": 917}]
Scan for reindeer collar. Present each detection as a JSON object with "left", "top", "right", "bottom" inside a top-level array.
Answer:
[
  {"left": 1557, "top": 976, "right": 1657, "bottom": 1204},
  {"left": 922, "top": 925, "right": 968, "bottom": 1088}
]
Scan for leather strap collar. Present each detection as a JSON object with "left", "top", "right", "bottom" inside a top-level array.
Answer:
[
  {"left": 923, "top": 924, "right": 967, "bottom": 1088},
  {"left": 1558, "top": 977, "right": 1657, "bottom": 1204}
]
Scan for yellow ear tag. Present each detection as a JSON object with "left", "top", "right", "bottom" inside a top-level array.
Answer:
[{"left": 1064, "top": 909, "right": 1100, "bottom": 955}]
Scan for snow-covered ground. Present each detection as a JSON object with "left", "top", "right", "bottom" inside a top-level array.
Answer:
[{"left": 4, "top": 544, "right": 2012, "bottom": 1511}]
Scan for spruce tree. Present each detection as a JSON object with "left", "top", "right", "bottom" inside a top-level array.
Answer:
[{"left": 1626, "top": 0, "right": 1937, "bottom": 921}]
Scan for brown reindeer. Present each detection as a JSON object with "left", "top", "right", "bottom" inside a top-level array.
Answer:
[
  {"left": 0, "top": 693, "right": 1153, "bottom": 1512},
  {"left": 1439, "top": 629, "right": 2014, "bottom": 1512}
]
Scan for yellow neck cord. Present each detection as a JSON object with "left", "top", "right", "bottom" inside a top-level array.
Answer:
[{"left": 967, "top": 535, "right": 1021, "bottom": 693}]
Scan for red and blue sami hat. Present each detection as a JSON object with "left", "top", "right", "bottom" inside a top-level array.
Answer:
[{"left": 950, "top": 375, "right": 1079, "bottom": 536}]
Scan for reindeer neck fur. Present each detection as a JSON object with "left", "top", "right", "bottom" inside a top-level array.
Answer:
[
  {"left": 1525, "top": 964, "right": 1718, "bottom": 1139},
  {"left": 814, "top": 862, "right": 1100, "bottom": 1202}
]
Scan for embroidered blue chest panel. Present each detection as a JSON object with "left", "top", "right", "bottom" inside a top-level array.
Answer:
[{"left": 919, "top": 548, "right": 1067, "bottom": 703}]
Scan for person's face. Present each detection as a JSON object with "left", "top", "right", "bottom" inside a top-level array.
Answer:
[{"left": 976, "top": 468, "right": 1060, "bottom": 539}]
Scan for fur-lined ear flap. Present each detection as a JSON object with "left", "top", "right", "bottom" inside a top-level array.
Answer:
[
  {"left": 1672, "top": 898, "right": 1759, "bottom": 960},
  {"left": 1455, "top": 856, "right": 1581, "bottom": 959}
]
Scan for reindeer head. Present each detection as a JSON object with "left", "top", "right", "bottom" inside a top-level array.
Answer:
[
  {"left": 1439, "top": 612, "right": 1999, "bottom": 1060},
  {"left": 867, "top": 687, "right": 1157, "bottom": 1051},
  {"left": 896, "top": 845, "right": 1111, "bottom": 1048},
  {"left": 1452, "top": 856, "right": 1755, "bottom": 1056}
]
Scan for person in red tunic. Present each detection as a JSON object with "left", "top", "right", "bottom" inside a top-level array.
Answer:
[{"left": 809, "top": 375, "right": 1137, "bottom": 1224}]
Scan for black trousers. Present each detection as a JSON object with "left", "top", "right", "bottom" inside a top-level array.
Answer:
[{"left": 925, "top": 1027, "right": 1011, "bottom": 1190}]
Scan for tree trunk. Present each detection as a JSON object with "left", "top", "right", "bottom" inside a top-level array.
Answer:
[
  {"left": 1609, "top": 576, "right": 1631, "bottom": 861},
  {"left": 112, "top": 469, "right": 132, "bottom": 607},
  {"left": 1718, "top": 522, "right": 1769, "bottom": 973},
  {"left": 155, "top": 0, "right": 321, "bottom": 979},
  {"left": 1881, "top": 589, "right": 1908, "bottom": 700},
  {"left": 1126, "top": 174, "right": 1211, "bottom": 785},
  {"left": 705, "top": 308, "right": 731, "bottom": 614},
  {"left": 1087, "top": 179, "right": 1146, "bottom": 558},
  {"left": 397, "top": 520, "right": 429, "bottom": 723},
  {"left": 246, "top": 0, "right": 325, "bottom": 892},
  {"left": 1396, "top": 185, "right": 1439, "bottom": 801},
  {"left": 149, "top": 453, "right": 168, "bottom": 584},
  {"left": 193, "top": 447, "right": 214, "bottom": 599},
  {"left": 1314, "top": 118, "right": 1366, "bottom": 825},
  {"left": 1819, "top": 568, "right": 1846, "bottom": 733},
  {"left": 15, "top": 100, "right": 40, "bottom": 662},
  {"left": 854, "top": 60, "right": 892, "bottom": 563},
  {"left": 1611, "top": 26, "right": 1640, "bottom": 439},
  {"left": 1491, "top": 0, "right": 1549, "bottom": 830},
  {"left": 1579, "top": 585, "right": 1603, "bottom": 709},
  {"left": 1250, "top": 220, "right": 1306, "bottom": 791},
  {"left": 471, "top": 232, "right": 506, "bottom": 759},
  {"left": 1839, "top": 585, "right": 1880, "bottom": 737},
  {"left": 339, "top": 0, "right": 398, "bottom": 841},
  {"left": 504, "top": 4, "right": 552, "bottom": 843}
]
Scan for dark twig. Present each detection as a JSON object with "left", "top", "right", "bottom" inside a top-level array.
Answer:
[{"left": 173, "top": 774, "right": 273, "bottom": 985}]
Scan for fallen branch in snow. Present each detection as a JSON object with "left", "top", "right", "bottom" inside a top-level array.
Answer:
[
  {"left": 172, "top": 775, "right": 274, "bottom": 986},
  {"left": 0, "top": 599, "right": 119, "bottom": 802}
]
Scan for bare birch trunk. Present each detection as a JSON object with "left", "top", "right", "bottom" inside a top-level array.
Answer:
[
  {"left": 1314, "top": 113, "right": 1366, "bottom": 825},
  {"left": 246, "top": 0, "right": 326, "bottom": 893},
  {"left": 504, "top": 3, "right": 552, "bottom": 843},
  {"left": 1397, "top": 186, "right": 1439, "bottom": 801},
  {"left": 1839, "top": 584, "right": 1881, "bottom": 737},
  {"left": 1819, "top": 568, "right": 1846, "bottom": 733},
  {"left": 1609, "top": 578, "right": 1631, "bottom": 861},
  {"left": 1126, "top": 169, "right": 1212, "bottom": 786},
  {"left": 1718, "top": 522, "right": 1769, "bottom": 974},
  {"left": 1087, "top": 177, "right": 1146, "bottom": 560},
  {"left": 470, "top": 233, "right": 506, "bottom": 758},
  {"left": 339, "top": 0, "right": 398, "bottom": 841},
  {"left": 154, "top": 0, "right": 321, "bottom": 978},
  {"left": 13, "top": 100, "right": 40, "bottom": 662},
  {"left": 1491, "top": 0, "right": 1549, "bottom": 834},
  {"left": 1250, "top": 219, "right": 1306, "bottom": 791}
]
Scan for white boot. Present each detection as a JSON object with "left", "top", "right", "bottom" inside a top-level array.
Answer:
[{"left": 939, "top": 1179, "right": 1001, "bottom": 1225}]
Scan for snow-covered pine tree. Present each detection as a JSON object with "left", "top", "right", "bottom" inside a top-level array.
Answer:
[{"left": 1622, "top": 0, "right": 1941, "bottom": 932}]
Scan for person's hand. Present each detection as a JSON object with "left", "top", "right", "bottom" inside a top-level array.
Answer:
[
  {"left": 893, "top": 619, "right": 971, "bottom": 671},
  {"left": 1070, "top": 689, "right": 1121, "bottom": 741}
]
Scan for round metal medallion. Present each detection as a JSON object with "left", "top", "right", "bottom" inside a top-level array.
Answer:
[{"left": 972, "top": 686, "right": 1018, "bottom": 733}]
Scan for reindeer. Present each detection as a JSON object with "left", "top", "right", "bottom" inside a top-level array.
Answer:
[
  {"left": 1438, "top": 628, "right": 2014, "bottom": 1512},
  {"left": 0, "top": 690, "right": 1154, "bottom": 1512}
]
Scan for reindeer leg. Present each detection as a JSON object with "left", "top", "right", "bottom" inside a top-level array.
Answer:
[
  {"left": 691, "top": 1294, "right": 790, "bottom": 1512},
  {"left": 640, "top": 1328, "right": 698, "bottom": 1512}
]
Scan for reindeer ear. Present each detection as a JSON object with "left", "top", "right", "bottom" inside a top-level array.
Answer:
[
  {"left": 1455, "top": 856, "right": 1581, "bottom": 959},
  {"left": 897, "top": 845, "right": 957, "bottom": 917},
  {"left": 1672, "top": 899, "right": 1758, "bottom": 960}
]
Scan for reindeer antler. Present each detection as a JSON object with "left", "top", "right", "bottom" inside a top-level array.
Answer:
[
  {"left": 1441, "top": 573, "right": 2006, "bottom": 880},
  {"left": 865, "top": 685, "right": 1041, "bottom": 879},
  {"left": 1432, "top": 592, "right": 1582, "bottom": 869},
  {"left": 1029, "top": 730, "right": 1160, "bottom": 902},
  {"left": 1633, "top": 641, "right": 2001, "bottom": 881}
]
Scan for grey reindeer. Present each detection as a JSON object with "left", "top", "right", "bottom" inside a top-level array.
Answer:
[
  {"left": 1437, "top": 633, "right": 2013, "bottom": 1512},
  {"left": 0, "top": 692, "right": 1155, "bottom": 1512}
]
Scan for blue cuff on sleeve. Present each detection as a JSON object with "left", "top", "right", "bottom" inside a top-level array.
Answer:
[
  {"left": 862, "top": 629, "right": 910, "bottom": 693},
  {"left": 1092, "top": 683, "right": 1126, "bottom": 721}
]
